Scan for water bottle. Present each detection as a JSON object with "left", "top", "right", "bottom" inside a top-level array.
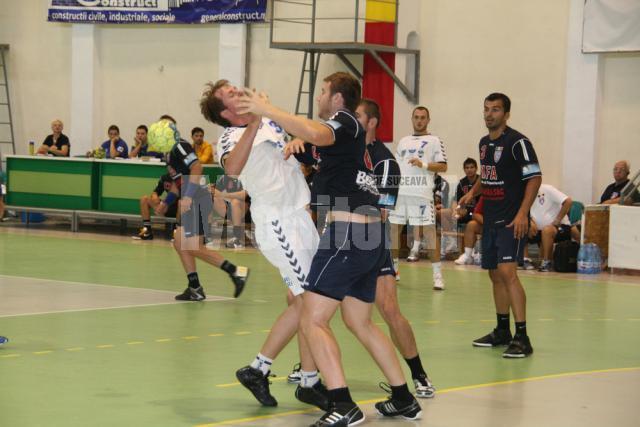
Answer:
[
  {"left": 28, "top": 141, "right": 35, "bottom": 155},
  {"left": 592, "top": 244, "right": 602, "bottom": 274},
  {"left": 577, "top": 244, "right": 588, "bottom": 274}
]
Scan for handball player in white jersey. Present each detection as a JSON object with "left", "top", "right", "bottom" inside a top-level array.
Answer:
[
  {"left": 199, "top": 80, "right": 327, "bottom": 411},
  {"left": 390, "top": 106, "right": 448, "bottom": 290}
]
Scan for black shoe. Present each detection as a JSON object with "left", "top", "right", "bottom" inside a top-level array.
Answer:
[
  {"left": 472, "top": 328, "right": 513, "bottom": 347},
  {"left": 230, "top": 266, "right": 249, "bottom": 298},
  {"left": 310, "top": 401, "right": 364, "bottom": 427},
  {"left": 235, "top": 366, "right": 277, "bottom": 407},
  {"left": 374, "top": 383, "right": 422, "bottom": 420},
  {"left": 503, "top": 335, "right": 534, "bottom": 358},
  {"left": 132, "top": 226, "right": 153, "bottom": 240},
  {"left": 295, "top": 381, "right": 330, "bottom": 411},
  {"left": 174, "top": 286, "right": 206, "bottom": 301}
]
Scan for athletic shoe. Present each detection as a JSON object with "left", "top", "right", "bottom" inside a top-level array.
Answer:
[
  {"left": 413, "top": 374, "right": 436, "bottom": 398},
  {"left": 393, "top": 258, "right": 400, "bottom": 282},
  {"left": 538, "top": 261, "right": 552, "bottom": 272},
  {"left": 287, "top": 362, "right": 302, "bottom": 384},
  {"left": 454, "top": 252, "right": 473, "bottom": 265},
  {"left": 407, "top": 249, "right": 419, "bottom": 262},
  {"left": 226, "top": 237, "right": 245, "bottom": 249},
  {"left": 0, "top": 336, "right": 8, "bottom": 345},
  {"left": 472, "top": 328, "right": 513, "bottom": 347},
  {"left": 235, "top": 366, "right": 277, "bottom": 407},
  {"left": 472, "top": 251, "right": 482, "bottom": 265},
  {"left": 295, "top": 381, "right": 330, "bottom": 411},
  {"left": 518, "top": 258, "right": 536, "bottom": 270},
  {"left": 311, "top": 401, "right": 365, "bottom": 427},
  {"left": 174, "top": 286, "right": 206, "bottom": 301},
  {"left": 374, "top": 383, "right": 422, "bottom": 420},
  {"left": 433, "top": 273, "right": 445, "bottom": 291},
  {"left": 230, "top": 266, "right": 249, "bottom": 298},
  {"left": 132, "top": 226, "right": 153, "bottom": 240},
  {"left": 503, "top": 335, "right": 534, "bottom": 358}
]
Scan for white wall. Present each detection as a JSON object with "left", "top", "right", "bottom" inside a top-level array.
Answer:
[
  {"left": 595, "top": 53, "right": 640, "bottom": 201},
  {"left": 0, "top": 0, "right": 71, "bottom": 155}
]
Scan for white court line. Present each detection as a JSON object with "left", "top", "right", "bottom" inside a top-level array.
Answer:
[{"left": 0, "top": 274, "right": 234, "bottom": 318}]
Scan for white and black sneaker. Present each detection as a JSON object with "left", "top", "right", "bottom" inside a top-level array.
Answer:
[
  {"left": 287, "top": 362, "right": 302, "bottom": 384},
  {"left": 413, "top": 374, "right": 436, "bottom": 398},
  {"left": 311, "top": 402, "right": 365, "bottom": 427},
  {"left": 230, "top": 266, "right": 249, "bottom": 298},
  {"left": 174, "top": 286, "right": 206, "bottom": 301},
  {"left": 374, "top": 383, "right": 422, "bottom": 420}
]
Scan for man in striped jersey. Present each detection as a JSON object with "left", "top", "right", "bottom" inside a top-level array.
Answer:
[
  {"left": 458, "top": 93, "right": 541, "bottom": 358},
  {"left": 390, "top": 107, "right": 448, "bottom": 290}
]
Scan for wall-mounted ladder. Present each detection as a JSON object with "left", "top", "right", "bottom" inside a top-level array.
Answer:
[{"left": 0, "top": 45, "right": 16, "bottom": 157}]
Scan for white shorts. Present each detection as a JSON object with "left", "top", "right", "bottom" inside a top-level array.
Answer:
[
  {"left": 253, "top": 208, "right": 319, "bottom": 296},
  {"left": 389, "top": 195, "right": 435, "bottom": 226}
]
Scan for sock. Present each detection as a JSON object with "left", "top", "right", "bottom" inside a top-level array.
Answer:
[
  {"left": 300, "top": 370, "right": 320, "bottom": 388},
  {"left": 405, "top": 355, "right": 427, "bottom": 379},
  {"left": 432, "top": 262, "right": 442, "bottom": 276},
  {"left": 464, "top": 247, "right": 473, "bottom": 257},
  {"left": 249, "top": 353, "right": 273, "bottom": 376},
  {"left": 411, "top": 240, "right": 421, "bottom": 252},
  {"left": 390, "top": 383, "right": 413, "bottom": 401},
  {"left": 233, "top": 226, "right": 243, "bottom": 240},
  {"left": 497, "top": 313, "right": 510, "bottom": 331},
  {"left": 515, "top": 321, "right": 527, "bottom": 337},
  {"left": 220, "top": 260, "right": 237, "bottom": 275},
  {"left": 328, "top": 387, "right": 353, "bottom": 404},
  {"left": 187, "top": 272, "right": 200, "bottom": 289}
]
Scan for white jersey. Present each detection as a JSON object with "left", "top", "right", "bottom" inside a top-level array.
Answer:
[
  {"left": 218, "top": 118, "right": 310, "bottom": 216},
  {"left": 530, "top": 184, "right": 571, "bottom": 228},
  {"left": 395, "top": 134, "right": 447, "bottom": 199}
]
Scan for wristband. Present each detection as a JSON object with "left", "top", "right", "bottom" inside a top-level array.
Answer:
[
  {"left": 421, "top": 162, "right": 430, "bottom": 170},
  {"left": 164, "top": 192, "right": 177, "bottom": 205},
  {"left": 183, "top": 182, "right": 197, "bottom": 198}
]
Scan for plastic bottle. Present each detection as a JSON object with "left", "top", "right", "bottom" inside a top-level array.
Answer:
[
  {"left": 577, "top": 244, "right": 588, "bottom": 274},
  {"left": 592, "top": 244, "right": 602, "bottom": 274},
  {"left": 28, "top": 141, "right": 35, "bottom": 155}
]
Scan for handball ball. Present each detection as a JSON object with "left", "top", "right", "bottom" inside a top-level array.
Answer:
[{"left": 148, "top": 119, "right": 180, "bottom": 154}]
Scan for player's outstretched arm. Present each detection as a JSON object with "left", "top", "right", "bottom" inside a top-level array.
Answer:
[
  {"left": 222, "top": 113, "right": 261, "bottom": 176},
  {"left": 237, "top": 89, "right": 334, "bottom": 147}
]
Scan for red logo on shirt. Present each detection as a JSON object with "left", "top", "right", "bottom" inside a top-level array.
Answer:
[{"left": 364, "top": 150, "right": 373, "bottom": 171}]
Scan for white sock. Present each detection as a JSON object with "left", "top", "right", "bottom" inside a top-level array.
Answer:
[
  {"left": 412, "top": 240, "right": 421, "bottom": 252},
  {"left": 300, "top": 370, "right": 320, "bottom": 388},
  {"left": 432, "top": 262, "right": 442, "bottom": 276},
  {"left": 464, "top": 247, "right": 473, "bottom": 257},
  {"left": 250, "top": 353, "right": 273, "bottom": 376}
]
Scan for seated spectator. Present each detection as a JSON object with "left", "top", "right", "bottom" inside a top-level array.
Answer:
[
  {"left": 129, "top": 125, "right": 149, "bottom": 158},
  {"left": 132, "top": 172, "right": 178, "bottom": 240},
  {"left": 0, "top": 174, "right": 6, "bottom": 221},
  {"left": 600, "top": 160, "right": 630, "bottom": 204},
  {"left": 99, "top": 125, "right": 128, "bottom": 159},
  {"left": 529, "top": 184, "right": 580, "bottom": 272},
  {"left": 37, "top": 119, "right": 70, "bottom": 157},
  {"left": 212, "top": 175, "right": 249, "bottom": 249},
  {"left": 192, "top": 127, "right": 214, "bottom": 164},
  {"left": 455, "top": 196, "right": 483, "bottom": 265}
]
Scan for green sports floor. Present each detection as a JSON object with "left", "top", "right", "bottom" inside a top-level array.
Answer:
[{"left": 0, "top": 227, "right": 638, "bottom": 427}]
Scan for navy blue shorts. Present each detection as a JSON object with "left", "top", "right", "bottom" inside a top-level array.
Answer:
[
  {"left": 377, "top": 221, "right": 395, "bottom": 277},
  {"left": 481, "top": 225, "right": 526, "bottom": 270},
  {"left": 304, "top": 220, "right": 386, "bottom": 303},
  {"left": 180, "top": 191, "right": 212, "bottom": 239}
]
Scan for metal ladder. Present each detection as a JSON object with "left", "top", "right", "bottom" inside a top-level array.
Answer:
[
  {"left": 0, "top": 45, "right": 16, "bottom": 158},
  {"left": 295, "top": 51, "right": 321, "bottom": 118}
]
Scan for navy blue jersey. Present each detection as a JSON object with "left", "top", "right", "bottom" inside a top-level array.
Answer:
[
  {"left": 167, "top": 141, "right": 198, "bottom": 178},
  {"left": 479, "top": 127, "right": 541, "bottom": 226},
  {"left": 366, "top": 139, "right": 400, "bottom": 209},
  {"left": 456, "top": 175, "right": 481, "bottom": 210},
  {"left": 310, "top": 110, "right": 380, "bottom": 215},
  {"left": 153, "top": 174, "right": 173, "bottom": 197}
]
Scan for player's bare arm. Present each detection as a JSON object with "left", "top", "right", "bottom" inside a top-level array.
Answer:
[{"left": 222, "top": 113, "right": 262, "bottom": 176}]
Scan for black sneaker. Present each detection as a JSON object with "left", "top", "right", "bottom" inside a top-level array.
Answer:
[
  {"left": 235, "top": 366, "right": 277, "bottom": 407},
  {"left": 174, "top": 286, "right": 206, "bottom": 301},
  {"left": 413, "top": 374, "right": 436, "bottom": 398},
  {"left": 230, "top": 266, "right": 249, "bottom": 298},
  {"left": 310, "top": 401, "right": 365, "bottom": 427},
  {"left": 295, "top": 381, "right": 330, "bottom": 411},
  {"left": 132, "top": 226, "right": 153, "bottom": 240},
  {"left": 472, "top": 328, "right": 513, "bottom": 347},
  {"left": 374, "top": 383, "right": 422, "bottom": 420},
  {"left": 503, "top": 335, "right": 534, "bottom": 358},
  {"left": 538, "top": 261, "right": 552, "bottom": 272}
]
